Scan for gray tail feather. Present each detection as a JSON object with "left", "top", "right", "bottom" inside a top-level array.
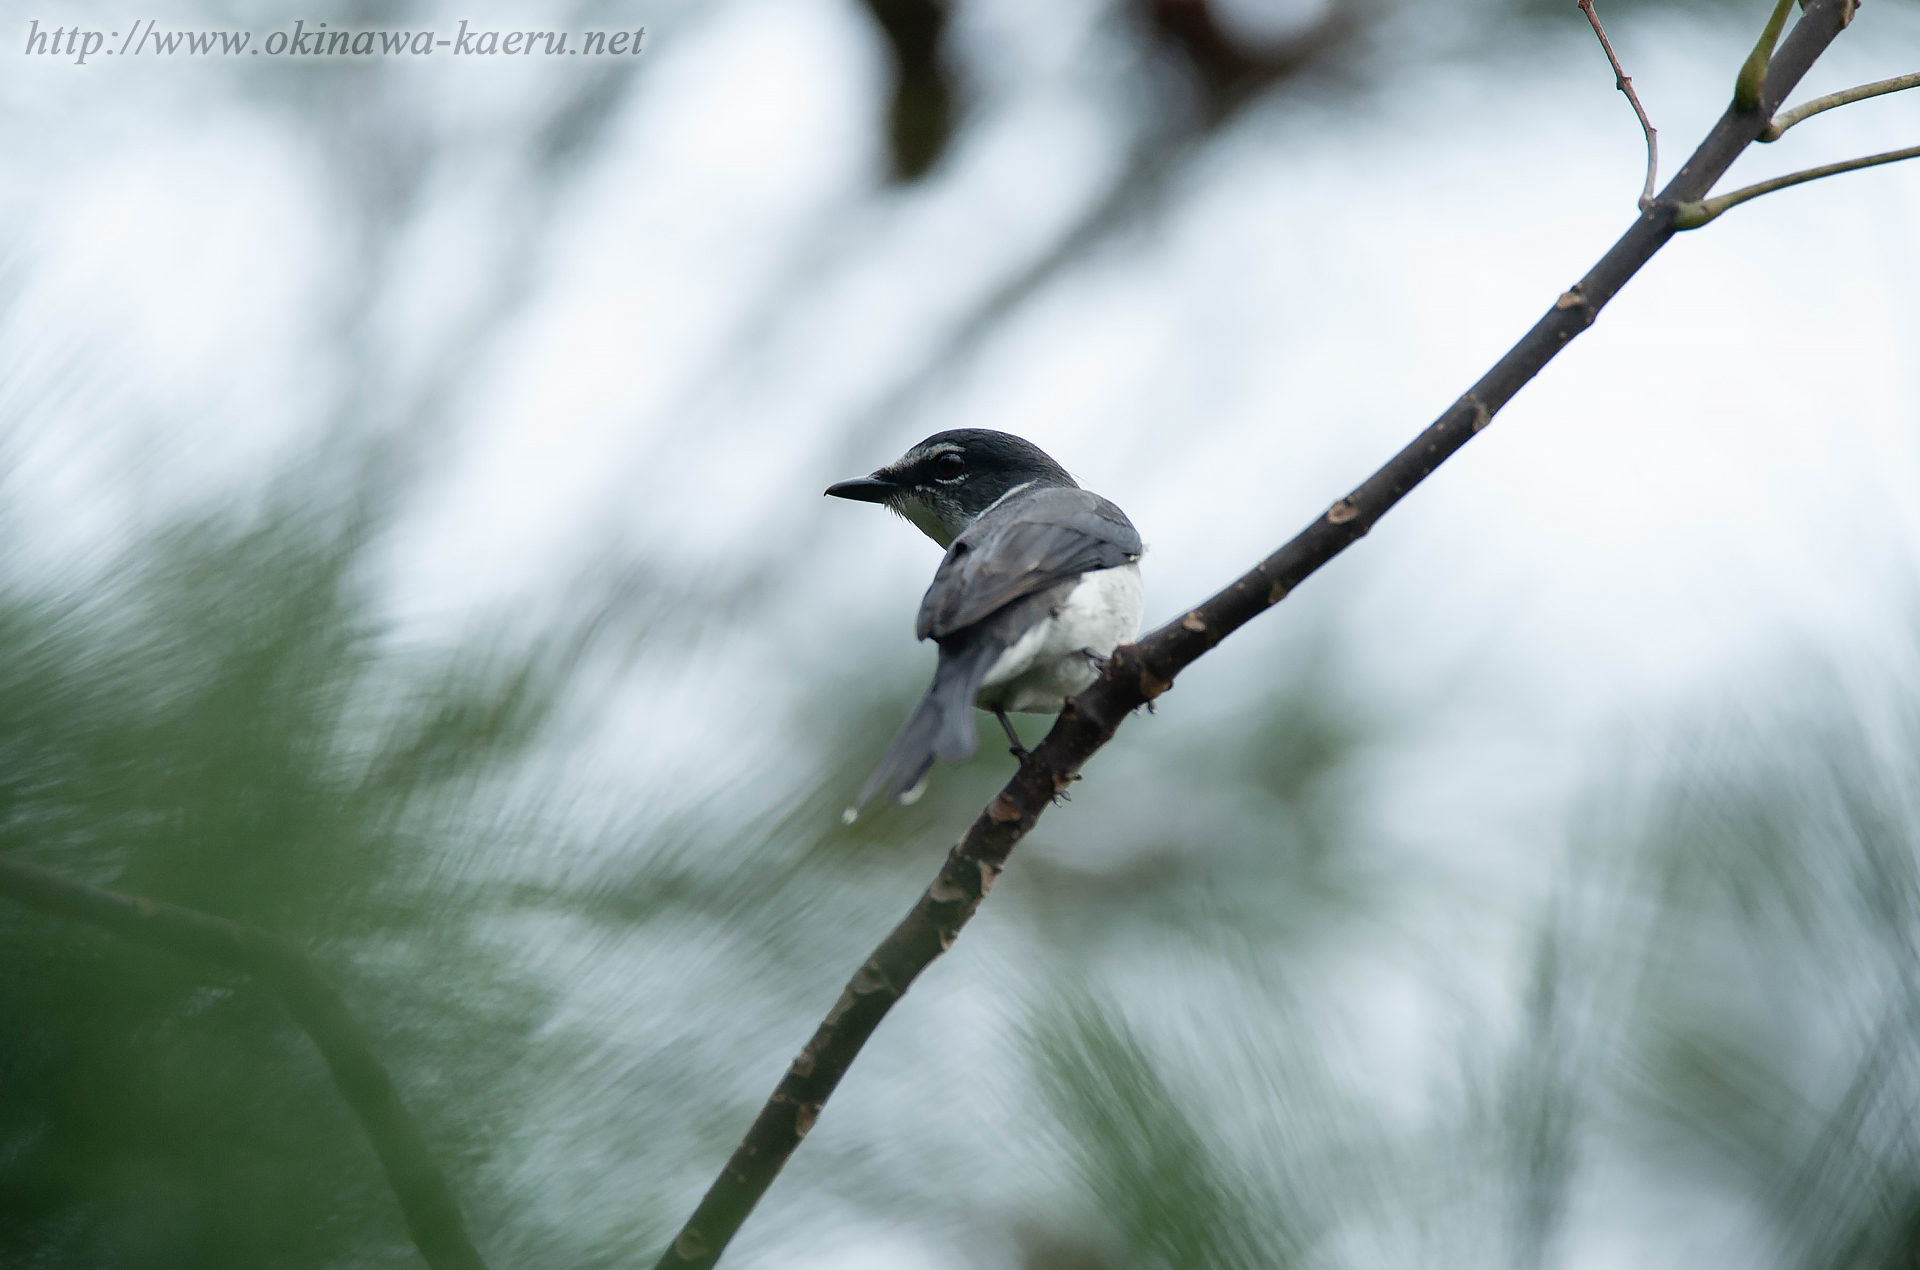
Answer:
[{"left": 852, "top": 642, "right": 998, "bottom": 813}]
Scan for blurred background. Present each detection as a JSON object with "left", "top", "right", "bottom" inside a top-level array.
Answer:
[{"left": 2, "top": 0, "right": 1919, "bottom": 1266}]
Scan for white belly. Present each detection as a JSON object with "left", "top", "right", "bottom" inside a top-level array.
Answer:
[{"left": 974, "top": 563, "right": 1144, "bottom": 714}]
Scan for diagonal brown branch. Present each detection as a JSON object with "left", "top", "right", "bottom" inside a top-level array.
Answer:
[
  {"left": 652, "top": 0, "right": 1858, "bottom": 1263},
  {"left": 1578, "top": 0, "right": 1660, "bottom": 208},
  {"left": 0, "top": 853, "right": 489, "bottom": 1270}
]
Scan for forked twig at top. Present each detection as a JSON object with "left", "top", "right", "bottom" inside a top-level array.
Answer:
[{"left": 1577, "top": 0, "right": 1659, "bottom": 209}]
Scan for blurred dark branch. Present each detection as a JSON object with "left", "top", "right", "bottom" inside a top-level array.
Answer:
[
  {"left": 900, "top": 0, "right": 1355, "bottom": 377},
  {"left": 654, "top": 1, "right": 1856, "bottom": 1263},
  {"left": 825, "top": 129, "right": 1193, "bottom": 467},
  {"left": 623, "top": 0, "right": 1358, "bottom": 551},
  {"left": 1144, "top": 0, "right": 1357, "bottom": 123},
  {"left": 0, "top": 854, "right": 489, "bottom": 1270},
  {"left": 823, "top": 0, "right": 1358, "bottom": 469},
  {"left": 859, "top": 0, "right": 957, "bottom": 181}
]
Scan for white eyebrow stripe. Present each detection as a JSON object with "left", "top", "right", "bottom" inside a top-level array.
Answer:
[
  {"left": 887, "top": 439, "right": 967, "bottom": 480},
  {"left": 884, "top": 442, "right": 963, "bottom": 477}
]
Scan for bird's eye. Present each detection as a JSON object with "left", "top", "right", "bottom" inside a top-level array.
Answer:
[{"left": 932, "top": 452, "right": 965, "bottom": 479}]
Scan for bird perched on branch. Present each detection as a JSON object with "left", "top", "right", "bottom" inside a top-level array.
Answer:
[{"left": 826, "top": 430, "right": 1144, "bottom": 819}]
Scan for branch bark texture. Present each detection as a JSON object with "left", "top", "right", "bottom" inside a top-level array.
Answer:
[
  {"left": 0, "top": 853, "right": 489, "bottom": 1270},
  {"left": 654, "top": 2, "right": 1856, "bottom": 1263}
]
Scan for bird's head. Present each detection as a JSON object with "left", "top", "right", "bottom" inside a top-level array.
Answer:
[{"left": 824, "top": 429, "right": 1077, "bottom": 548}]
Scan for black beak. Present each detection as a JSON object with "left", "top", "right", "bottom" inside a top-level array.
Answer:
[{"left": 824, "top": 474, "right": 897, "bottom": 503}]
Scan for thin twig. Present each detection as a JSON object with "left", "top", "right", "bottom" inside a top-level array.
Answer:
[
  {"left": 1762, "top": 70, "right": 1920, "bottom": 141},
  {"left": 0, "top": 854, "right": 489, "bottom": 1270},
  {"left": 1736, "top": 0, "right": 1798, "bottom": 112},
  {"left": 1577, "top": 0, "right": 1659, "bottom": 209},
  {"left": 1674, "top": 142, "right": 1920, "bottom": 227},
  {"left": 651, "top": 0, "right": 1858, "bottom": 1264}
]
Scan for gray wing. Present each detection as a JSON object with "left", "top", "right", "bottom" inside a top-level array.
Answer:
[{"left": 915, "top": 486, "right": 1141, "bottom": 641}]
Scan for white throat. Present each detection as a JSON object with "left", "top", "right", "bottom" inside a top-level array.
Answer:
[
  {"left": 895, "top": 479, "right": 1043, "bottom": 548},
  {"left": 898, "top": 498, "right": 960, "bottom": 548}
]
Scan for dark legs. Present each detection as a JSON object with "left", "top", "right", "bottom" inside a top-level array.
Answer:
[
  {"left": 997, "top": 707, "right": 1080, "bottom": 803},
  {"left": 995, "top": 709, "right": 1029, "bottom": 759}
]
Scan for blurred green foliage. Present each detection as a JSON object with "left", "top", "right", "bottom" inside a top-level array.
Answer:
[
  {"left": 0, "top": 473, "right": 574, "bottom": 1268},
  {"left": 1009, "top": 657, "right": 1920, "bottom": 1270},
  {"left": 1023, "top": 993, "right": 1318, "bottom": 1269},
  {"left": 1610, "top": 685, "right": 1920, "bottom": 1270}
]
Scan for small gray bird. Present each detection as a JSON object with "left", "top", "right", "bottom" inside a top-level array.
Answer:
[{"left": 826, "top": 429, "right": 1144, "bottom": 818}]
